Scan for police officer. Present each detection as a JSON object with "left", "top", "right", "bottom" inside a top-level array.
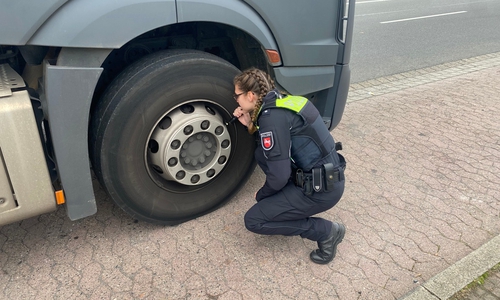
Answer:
[{"left": 232, "top": 68, "right": 346, "bottom": 264}]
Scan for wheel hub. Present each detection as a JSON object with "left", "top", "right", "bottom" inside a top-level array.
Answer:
[{"left": 147, "top": 103, "right": 231, "bottom": 186}]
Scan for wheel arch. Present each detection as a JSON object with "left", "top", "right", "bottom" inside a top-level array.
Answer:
[
  {"left": 176, "top": 0, "right": 278, "bottom": 51},
  {"left": 92, "top": 21, "right": 271, "bottom": 105},
  {"left": 27, "top": 0, "right": 279, "bottom": 57},
  {"left": 28, "top": 0, "right": 178, "bottom": 48}
]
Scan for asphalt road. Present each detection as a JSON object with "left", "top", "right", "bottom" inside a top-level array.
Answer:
[{"left": 350, "top": 0, "right": 500, "bottom": 83}]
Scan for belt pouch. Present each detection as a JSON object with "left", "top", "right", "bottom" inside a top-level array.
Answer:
[
  {"left": 312, "top": 167, "right": 322, "bottom": 192},
  {"left": 323, "top": 163, "right": 336, "bottom": 191}
]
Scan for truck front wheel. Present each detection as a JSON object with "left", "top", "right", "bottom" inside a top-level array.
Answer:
[{"left": 90, "top": 50, "right": 256, "bottom": 225}]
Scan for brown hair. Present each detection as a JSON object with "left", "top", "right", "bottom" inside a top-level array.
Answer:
[{"left": 233, "top": 68, "right": 276, "bottom": 134}]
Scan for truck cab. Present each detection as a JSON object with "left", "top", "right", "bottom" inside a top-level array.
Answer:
[{"left": 0, "top": 0, "right": 355, "bottom": 226}]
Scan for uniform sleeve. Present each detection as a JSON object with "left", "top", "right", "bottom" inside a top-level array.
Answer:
[{"left": 255, "top": 109, "right": 292, "bottom": 201}]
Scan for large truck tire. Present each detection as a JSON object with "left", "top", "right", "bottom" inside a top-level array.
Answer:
[{"left": 90, "top": 50, "right": 256, "bottom": 225}]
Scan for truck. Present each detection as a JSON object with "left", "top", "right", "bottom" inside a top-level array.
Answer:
[{"left": 0, "top": 0, "right": 355, "bottom": 226}]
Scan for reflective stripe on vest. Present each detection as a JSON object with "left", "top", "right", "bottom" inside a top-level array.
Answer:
[
  {"left": 259, "top": 95, "right": 312, "bottom": 122},
  {"left": 275, "top": 96, "right": 308, "bottom": 113}
]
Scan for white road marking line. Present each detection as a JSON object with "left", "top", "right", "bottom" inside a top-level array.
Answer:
[
  {"left": 357, "top": 0, "right": 390, "bottom": 3},
  {"left": 380, "top": 11, "right": 467, "bottom": 24},
  {"left": 357, "top": 9, "right": 414, "bottom": 17}
]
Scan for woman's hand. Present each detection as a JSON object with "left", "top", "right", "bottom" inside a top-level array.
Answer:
[{"left": 233, "top": 107, "right": 251, "bottom": 127}]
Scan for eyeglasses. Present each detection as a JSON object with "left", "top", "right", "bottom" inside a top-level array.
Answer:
[{"left": 233, "top": 92, "right": 244, "bottom": 101}]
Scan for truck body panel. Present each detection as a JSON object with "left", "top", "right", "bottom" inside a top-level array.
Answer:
[
  {"left": 28, "top": 0, "right": 177, "bottom": 48},
  {"left": 44, "top": 62, "right": 102, "bottom": 220},
  {"left": 0, "top": 0, "right": 69, "bottom": 45},
  {"left": 243, "top": 0, "right": 341, "bottom": 66}
]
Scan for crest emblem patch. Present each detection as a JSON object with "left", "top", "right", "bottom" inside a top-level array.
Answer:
[{"left": 260, "top": 131, "right": 274, "bottom": 151}]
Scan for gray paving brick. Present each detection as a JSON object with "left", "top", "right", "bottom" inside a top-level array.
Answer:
[{"left": 1, "top": 52, "right": 500, "bottom": 300}]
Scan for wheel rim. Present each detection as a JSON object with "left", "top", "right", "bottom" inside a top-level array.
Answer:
[{"left": 147, "top": 102, "right": 232, "bottom": 186}]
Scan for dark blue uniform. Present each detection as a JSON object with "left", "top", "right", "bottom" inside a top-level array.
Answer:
[{"left": 244, "top": 91, "right": 345, "bottom": 242}]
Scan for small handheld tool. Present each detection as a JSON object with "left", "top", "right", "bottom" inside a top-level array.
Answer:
[{"left": 225, "top": 116, "right": 237, "bottom": 126}]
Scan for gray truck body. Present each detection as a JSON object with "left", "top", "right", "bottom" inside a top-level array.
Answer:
[{"left": 0, "top": 0, "right": 355, "bottom": 226}]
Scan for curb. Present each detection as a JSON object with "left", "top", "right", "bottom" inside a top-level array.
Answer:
[
  {"left": 399, "top": 232, "right": 500, "bottom": 299},
  {"left": 347, "top": 51, "right": 500, "bottom": 103}
]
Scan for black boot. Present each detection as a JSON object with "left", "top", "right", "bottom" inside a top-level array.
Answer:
[{"left": 309, "top": 222, "right": 345, "bottom": 265}]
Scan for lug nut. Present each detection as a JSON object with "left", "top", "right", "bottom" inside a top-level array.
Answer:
[
  {"left": 168, "top": 157, "right": 178, "bottom": 167},
  {"left": 176, "top": 171, "right": 185, "bottom": 180},
  {"left": 201, "top": 120, "right": 210, "bottom": 130},
  {"left": 191, "top": 175, "right": 200, "bottom": 184},
  {"left": 184, "top": 125, "right": 193, "bottom": 135},
  {"left": 171, "top": 140, "right": 181, "bottom": 150},
  {"left": 215, "top": 126, "right": 223, "bottom": 135}
]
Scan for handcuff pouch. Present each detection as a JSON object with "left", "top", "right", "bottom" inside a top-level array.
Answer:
[{"left": 312, "top": 167, "right": 323, "bottom": 192}]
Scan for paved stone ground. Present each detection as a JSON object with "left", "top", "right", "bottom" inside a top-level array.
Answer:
[{"left": 1, "top": 52, "right": 500, "bottom": 300}]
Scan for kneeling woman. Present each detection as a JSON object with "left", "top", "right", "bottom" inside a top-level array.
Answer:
[{"left": 232, "top": 68, "right": 346, "bottom": 264}]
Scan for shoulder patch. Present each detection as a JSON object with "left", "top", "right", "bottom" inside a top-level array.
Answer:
[{"left": 260, "top": 131, "right": 274, "bottom": 151}]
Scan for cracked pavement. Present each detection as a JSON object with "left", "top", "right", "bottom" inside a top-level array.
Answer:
[{"left": 1, "top": 52, "right": 500, "bottom": 299}]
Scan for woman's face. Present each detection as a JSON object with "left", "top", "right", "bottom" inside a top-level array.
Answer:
[{"left": 234, "top": 85, "right": 257, "bottom": 113}]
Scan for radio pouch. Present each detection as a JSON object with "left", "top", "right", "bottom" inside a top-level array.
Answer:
[{"left": 323, "top": 163, "right": 337, "bottom": 192}]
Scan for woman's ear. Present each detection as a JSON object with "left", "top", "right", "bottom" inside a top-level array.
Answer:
[{"left": 249, "top": 91, "right": 257, "bottom": 102}]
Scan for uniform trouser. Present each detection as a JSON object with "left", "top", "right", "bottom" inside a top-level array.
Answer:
[{"left": 244, "top": 180, "right": 344, "bottom": 242}]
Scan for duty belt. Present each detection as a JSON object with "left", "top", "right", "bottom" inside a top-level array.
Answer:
[{"left": 294, "top": 163, "right": 345, "bottom": 195}]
